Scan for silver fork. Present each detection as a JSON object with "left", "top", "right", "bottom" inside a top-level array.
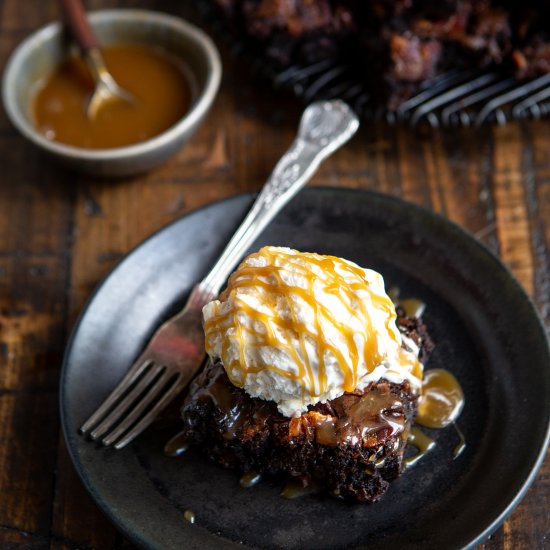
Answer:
[{"left": 79, "top": 100, "right": 359, "bottom": 449}]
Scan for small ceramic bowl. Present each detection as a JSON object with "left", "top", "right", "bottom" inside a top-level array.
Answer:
[{"left": 2, "top": 9, "right": 221, "bottom": 177}]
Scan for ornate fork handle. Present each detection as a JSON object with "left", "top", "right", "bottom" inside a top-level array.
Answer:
[
  {"left": 79, "top": 100, "right": 358, "bottom": 449},
  {"left": 199, "top": 100, "right": 359, "bottom": 298}
]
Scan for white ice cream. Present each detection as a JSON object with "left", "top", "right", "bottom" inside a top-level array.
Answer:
[{"left": 203, "top": 247, "right": 423, "bottom": 418}]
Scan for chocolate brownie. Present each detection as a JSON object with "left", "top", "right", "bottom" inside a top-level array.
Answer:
[{"left": 180, "top": 311, "right": 433, "bottom": 503}]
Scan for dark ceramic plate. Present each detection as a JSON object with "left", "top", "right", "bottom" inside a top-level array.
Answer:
[{"left": 61, "top": 188, "right": 550, "bottom": 550}]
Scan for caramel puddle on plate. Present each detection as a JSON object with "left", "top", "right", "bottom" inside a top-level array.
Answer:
[
  {"left": 241, "top": 471, "right": 321, "bottom": 499},
  {"left": 165, "top": 436, "right": 195, "bottom": 525},
  {"left": 240, "top": 470, "right": 262, "bottom": 488},
  {"left": 416, "top": 369, "right": 465, "bottom": 429},
  {"left": 407, "top": 369, "right": 466, "bottom": 466},
  {"left": 184, "top": 510, "right": 195, "bottom": 524},
  {"left": 164, "top": 431, "right": 189, "bottom": 457},
  {"left": 281, "top": 478, "right": 320, "bottom": 499}
]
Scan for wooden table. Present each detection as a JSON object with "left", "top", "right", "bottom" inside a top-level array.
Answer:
[{"left": 0, "top": 1, "right": 548, "bottom": 548}]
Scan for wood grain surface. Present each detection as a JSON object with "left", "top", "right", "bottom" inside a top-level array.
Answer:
[{"left": 0, "top": 1, "right": 548, "bottom": 549}]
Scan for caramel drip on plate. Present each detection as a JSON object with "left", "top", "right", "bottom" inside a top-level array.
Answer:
[
  {"left": 183, "top": 510, "right": 195, "bottom": 524},
  {"left": 452, "top": 422, "right": 467, "bottom": 458},
  {"left": 281, "top": 477, "right": 320, "bottom": 499},
  {"left": 204, "top": 248, "right": 419, "bottom": 399},
  {"left": 405, "top": 426, "right": 436, "bottom": 468},
  {"left": 416, "top": 368, "right": 464, "bottom": 429},
  {"left": 164, "top": 431, "right": 189, "bottom": 457},
  {"left": 240, "top": 471, "right": 262, "bottom": 488}
]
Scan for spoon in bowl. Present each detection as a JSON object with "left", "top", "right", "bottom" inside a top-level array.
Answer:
[{"left": 58, "top": 0, "right": 134, "bottom": 119}]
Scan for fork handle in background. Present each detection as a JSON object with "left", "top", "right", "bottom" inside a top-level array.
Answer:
[
  {"left": 78, "top": 100, "right": 358, "bottom": 450},
  {"left": 58, "top": 0, "right": 99, "bottom": 51},
  {"left": 198, "top": 100, "right": 359, "bottom": 298}
]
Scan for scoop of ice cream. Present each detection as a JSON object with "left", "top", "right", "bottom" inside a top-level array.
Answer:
[{"left": 203, "top": 246, "right": 422, "bottom": 417}]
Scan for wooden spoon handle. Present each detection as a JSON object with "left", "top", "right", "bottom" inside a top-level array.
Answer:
[{"left": 58, "top": 0, "right": 98, "bottom": 51}]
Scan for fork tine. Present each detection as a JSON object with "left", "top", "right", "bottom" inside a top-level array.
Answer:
[
  {"left": 89, "top": 364, "right": 165, "bottom": 440},
  {"left": 100, "top": 370, "right": 174, "bottom": 446},
  {"left": 80, "top": 359, "right": 151, "bottom": 434},
  {"left": 113, "top": 375, "right": 185, "bottom": 449}
]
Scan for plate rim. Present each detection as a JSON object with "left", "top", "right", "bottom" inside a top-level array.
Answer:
[{"left": 60, "top": 186, "right": 550, "bottom": 549}]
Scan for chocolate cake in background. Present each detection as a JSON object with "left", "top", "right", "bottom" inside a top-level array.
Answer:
[{"left": 206, "top": 0, "right": 550, "bottom": 109}]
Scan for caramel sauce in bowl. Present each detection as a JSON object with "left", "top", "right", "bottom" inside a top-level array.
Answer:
[
  {"left": 2, "top": 10, "right": 221, "bottom": 176},
  {"left": 34, "top": 45, "right": 193, "bottom": 149}
]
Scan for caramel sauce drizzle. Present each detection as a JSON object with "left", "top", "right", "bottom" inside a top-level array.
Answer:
[{"left": 204, "top": 248, "right": 420, "bottom": 400}]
